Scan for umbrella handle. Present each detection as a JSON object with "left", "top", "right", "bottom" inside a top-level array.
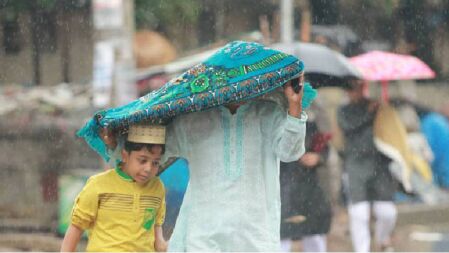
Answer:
[
  {"left": 362, "top": 80, "right": 370, "bottom": 97},
  {"left": 381, "top": 80, "right": 389, "bottom": 103}
]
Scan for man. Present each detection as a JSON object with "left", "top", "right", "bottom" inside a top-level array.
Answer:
[
  {"left": 97, "top": 41, "right": 313, "bottom": 251},
  {"left": 163, "top": 77, "right": 306, "bottom": 251}
]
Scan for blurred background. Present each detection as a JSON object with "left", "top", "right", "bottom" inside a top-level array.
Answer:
[{"left": 1, "top": 0, "right": 449, "bottom": 251}]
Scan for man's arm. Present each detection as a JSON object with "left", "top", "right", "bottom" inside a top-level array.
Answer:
[
  {"left": 154, "top": 225, "right": 168, "bottom": 252},
  {"left": 60, "top": 224, "right": 84, "bottom": 252},
  {"left": 270, "top": 80, "right": 307, "bottom": 162}
]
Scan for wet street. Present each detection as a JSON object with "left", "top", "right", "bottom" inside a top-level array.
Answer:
[
  {"left": 324, "top": 204, "right": 449, "bottom": 252},
  {"left": 2, "top": 203, "right": 449, "bottom": 252}
]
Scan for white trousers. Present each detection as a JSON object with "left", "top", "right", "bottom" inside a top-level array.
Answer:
[
  {"left": 348, "top": 201, "right": 397, "bottom": 252},
  {"left": 281, "top": 234, "right": 327, "bottom": 252}
]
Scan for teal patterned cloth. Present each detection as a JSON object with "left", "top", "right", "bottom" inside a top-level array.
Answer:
[{"left": 77, "top": 41, "right": 316, "bottom": 161}]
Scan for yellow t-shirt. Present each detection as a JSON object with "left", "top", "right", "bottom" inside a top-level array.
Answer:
[{"left": 71, "top": 167, "right": 166, "bottom": 252}]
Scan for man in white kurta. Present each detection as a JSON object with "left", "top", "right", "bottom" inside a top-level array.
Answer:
[{"left": 165, "top": 92, "right": 307, "bottom": 251}]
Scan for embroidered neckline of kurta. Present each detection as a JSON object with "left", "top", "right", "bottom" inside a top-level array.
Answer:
[
  {"left": 220, "top": 104, "right": 249, "bottom": 179},
  {"left": 115, "top": 167, "right": 134, "bottom": 182}
]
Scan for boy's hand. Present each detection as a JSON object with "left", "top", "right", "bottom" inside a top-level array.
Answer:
[
  {"left": 154, "top": 225, "right": 167, "bottom": 252},
  {"left": 99, "top": 128, "right": 117, "bottom": 149},
  {"left": 155, "top": 238, "right": 168, "bottom": 252}
]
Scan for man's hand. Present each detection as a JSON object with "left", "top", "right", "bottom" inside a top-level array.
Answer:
[
  {"left": 99, "top": 128, "right": 117, "bottom": 149},
  {"left": 284, "top": 79, "right": 304, "bottom": 118}
]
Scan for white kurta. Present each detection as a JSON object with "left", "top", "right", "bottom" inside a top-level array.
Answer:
[{"left": 165, "top": 99, "right": 307, "bottom": 251}]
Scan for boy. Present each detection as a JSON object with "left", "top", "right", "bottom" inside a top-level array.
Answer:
[{"left": 61, "top": 124, "right": 168, "bottom": 252}]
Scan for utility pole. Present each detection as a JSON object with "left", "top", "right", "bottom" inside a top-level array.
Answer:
[
  {"left": 30, "top": 2, "right": 41, "bottom": 85},
  {"left": 280, "top": 0, "right": 294, "bottom": 43},
  {"left": 259, "top": 15, "right": 271, "bottom": 45},
  {"left": 298, "top": 0, "right": 311, "bottom": 42},
  {"left": 92, "top": 0, "right": 136, "bottom": 109},
  {"left": 92, "top": 0, "right": 136, "bottom": 170}
]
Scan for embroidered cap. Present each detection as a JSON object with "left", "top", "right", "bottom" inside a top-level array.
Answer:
[{"left": 127, "top": 124, "right": 166, "bottom": 144}]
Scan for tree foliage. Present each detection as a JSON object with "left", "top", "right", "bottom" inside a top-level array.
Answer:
[
  {"left": 135, "top": 0, "right": 201, "bottom": 30},
  {"left": 0, "top": 0, "right": 89, "bottom": 16}
]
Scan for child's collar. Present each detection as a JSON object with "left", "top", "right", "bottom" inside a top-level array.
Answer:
[{"left": 115, "top": 166, "right": 134, "bottom": 182}]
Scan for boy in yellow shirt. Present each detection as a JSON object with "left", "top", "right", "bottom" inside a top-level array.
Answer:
[{"left": 61, "top": 125, "right": 168, "bottom": 252}]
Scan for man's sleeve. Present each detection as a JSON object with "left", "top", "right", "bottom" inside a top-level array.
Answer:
[
  {"left": 162, "top": 116, "right": 186, "bottom": 163},
  {"left": 71, "top": 177, "right": 99, "bottom": 230},
  {"left": 269, "top": 104, "right": 308, "bottom": 162}
]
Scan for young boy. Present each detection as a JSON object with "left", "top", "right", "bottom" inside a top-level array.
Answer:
[{"left": 61, "top": 124, "right": 168, "bottom": 252}]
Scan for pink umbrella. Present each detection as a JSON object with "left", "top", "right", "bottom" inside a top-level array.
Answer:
[{"left": 350, "top": 51, "right": 436, "bottom": 101}]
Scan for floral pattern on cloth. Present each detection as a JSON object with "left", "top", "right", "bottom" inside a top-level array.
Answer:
[{"left": 77, "top": 41, "right": 305, "bottom": 161}]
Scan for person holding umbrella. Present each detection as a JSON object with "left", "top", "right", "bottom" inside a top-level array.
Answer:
[{"left": 337, "top": 80, "right": 397, "bottom": 252}]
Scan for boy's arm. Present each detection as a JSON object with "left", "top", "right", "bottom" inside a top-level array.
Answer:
[
  {"left": 154, "top": 183, "right": 167, "bottom": 251},
  {"left": 62, "top": 177, "right": 98, "bottom": 252},
  {"left": 60, "top": 224, "right": 84, "bottom": 252},
  {"left": 154, "top": 225, "right": 168, "bottom": 252}
]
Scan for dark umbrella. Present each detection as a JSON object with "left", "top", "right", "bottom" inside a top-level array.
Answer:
[
  {"left": 271, "top": 42, "right": 362, "bottom": 88},
  {"left": 311, "top": 24, "right": 362, "bottom": 56}
]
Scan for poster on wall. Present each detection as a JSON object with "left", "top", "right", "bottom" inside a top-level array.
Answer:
[{"left": 93, "top": 0, "right": 123, "bottom": 30}]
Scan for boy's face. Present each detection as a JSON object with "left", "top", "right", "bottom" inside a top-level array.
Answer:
[{"left": 121, "top": 146, "right": 162, "bottom": 185}]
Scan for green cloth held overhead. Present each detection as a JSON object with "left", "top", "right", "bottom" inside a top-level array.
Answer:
[
  {"left": 77, "top": 41, "right": 316, "bottom": 162},
  {"left": 101, "top": 41, "right": 316, "bottom": 251}
]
